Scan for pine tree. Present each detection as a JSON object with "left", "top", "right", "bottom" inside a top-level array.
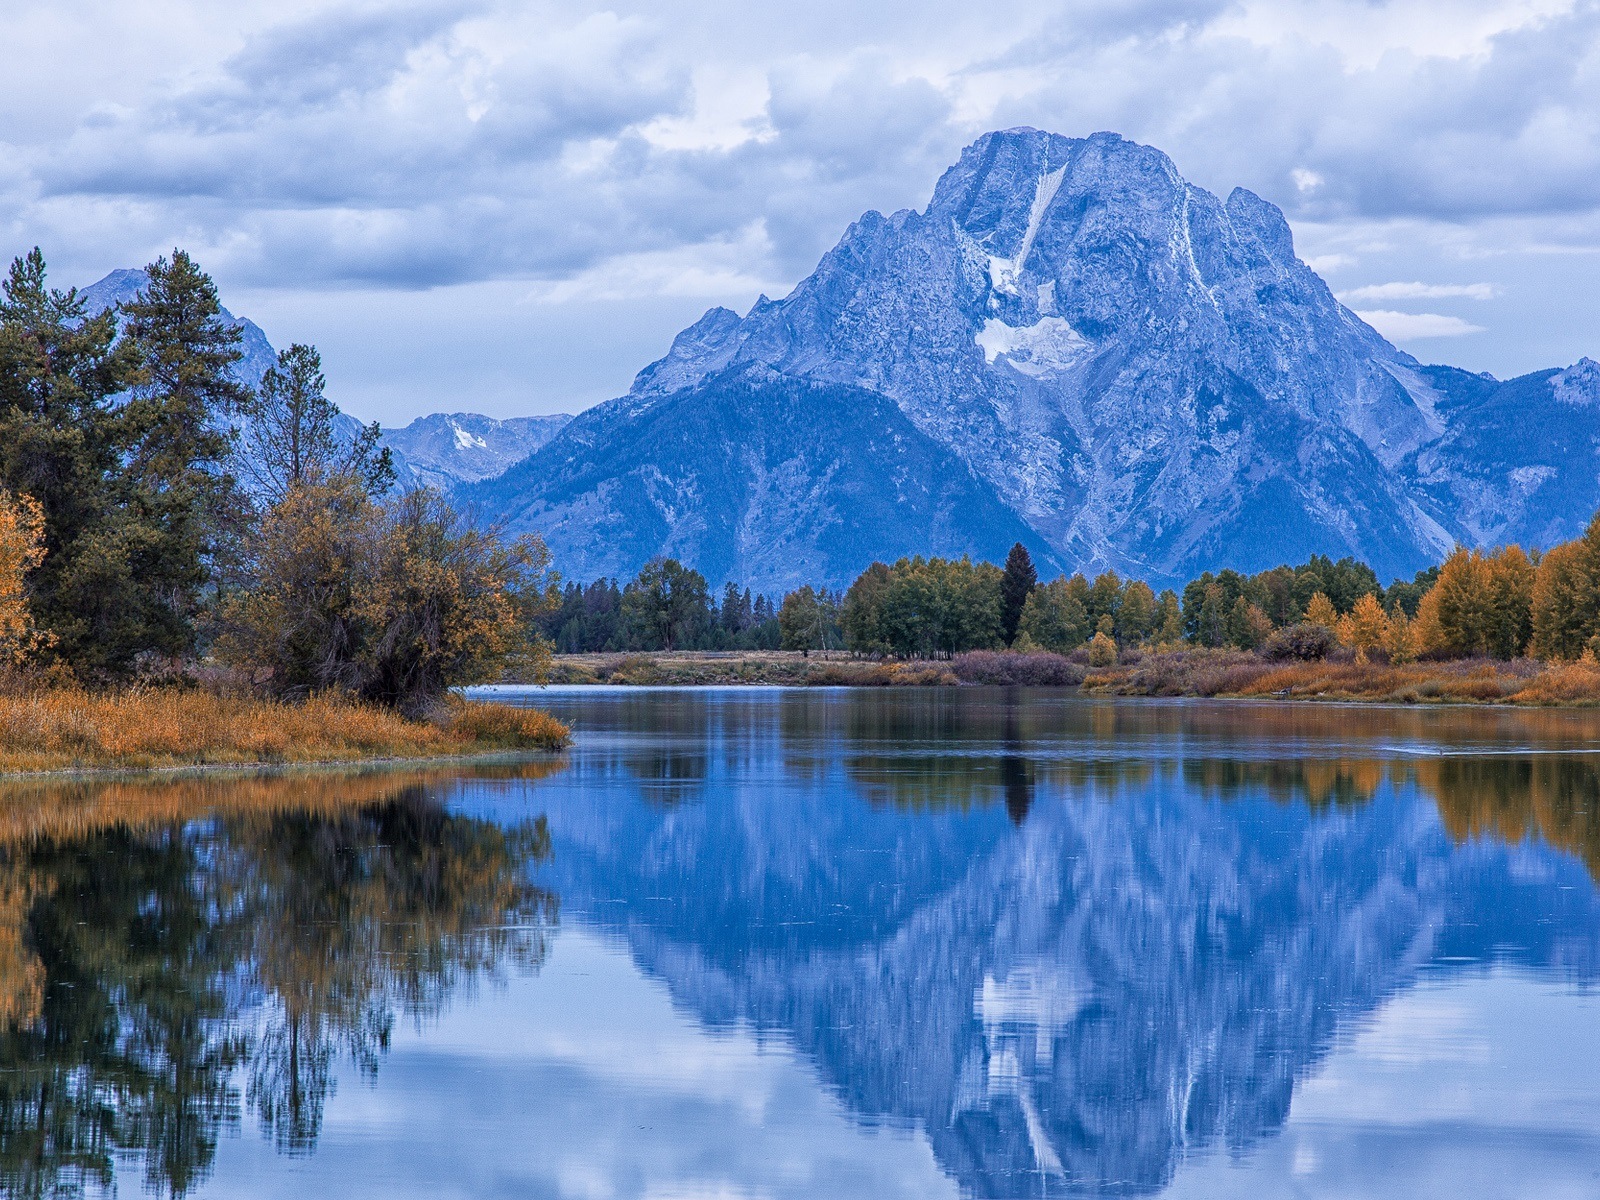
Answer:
[
  {"left": 237, "top": 343, "right": 394, "bottom": 503},
  {"left": 999, "top": 543, "right": 1037, "bottom": 646}
]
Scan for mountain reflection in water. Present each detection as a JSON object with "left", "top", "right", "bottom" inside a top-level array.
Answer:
[
  {"left": 511, "top": 688, "right": 1600, "bottom": 1198},
  {"left": 5, "top": 690, "right": 1600, "bottom": 1198}
]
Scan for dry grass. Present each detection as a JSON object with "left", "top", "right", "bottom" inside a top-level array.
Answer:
[
  {"left": 0, "top": 688, "right": 569, "bottom": 775},
  {"left": 1083, "top": 650, "right": 1591, "bottom": 705}
]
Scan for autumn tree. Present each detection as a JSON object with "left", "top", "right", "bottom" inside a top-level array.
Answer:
[
  {"left": 222, "top": 481, "right": 554, "bottom": 711},
  {"left": 1337, "top": 593, "right": 1390, "bottom": 659},
  {"left": 1530, "top": 534, "right": 1600, "bottom": 660},
  {"left": 1303, "top": 592, "right": 1339, "bottom": 630},
  {"left": 1419, "top": 546, "right": 1534, "bottom": 659},
  {"left": 0, "top": 491, "right": 50, "bottom": 668}
]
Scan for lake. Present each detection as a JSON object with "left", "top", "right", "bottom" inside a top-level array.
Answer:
[{"left": 2, "top": 687, "right": 1600, "bottom": 1198}]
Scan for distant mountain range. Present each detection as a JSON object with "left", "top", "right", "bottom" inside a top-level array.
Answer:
[
  {"left": 77, "top": 270, "right": 573, "bottom": 492},
  {"left": 80, "top": 129, "right": 1600, "bottom": 591}
]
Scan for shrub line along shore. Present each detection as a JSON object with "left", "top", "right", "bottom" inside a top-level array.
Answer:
[{"left": 533, "top": 648, "right": 1600, "bottom": 706}]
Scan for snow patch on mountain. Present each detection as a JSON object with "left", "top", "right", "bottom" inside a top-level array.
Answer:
[
  {"left": 988, "top": 163, "right": 1067, "bottom": 296},
  {"left": 976, "top": 316, "right": 1093, "bottom": 377}
]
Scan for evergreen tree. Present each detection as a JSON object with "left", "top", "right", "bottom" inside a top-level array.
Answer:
[
  {"left": 998, "top": 543, "right": 1037, "bottom": 646},
  {"left": 0, "top": 249, "right": 134, "bottom": 671},
  {"left": 237, "top": 343, "right": 394, "bottom": 503}
]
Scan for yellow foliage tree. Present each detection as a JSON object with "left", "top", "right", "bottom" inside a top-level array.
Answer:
[
  {"left": 1384, "top": 609, "right": 1418, "bottom": 664},
  {"left": 1087, "top": 630, "right": 1117, "bottom": 667},
  {"left": 0, "top": 490, "right": 51, "bottom": 669},
  {"left": 1413, "top": 585, "right": 1447, "bottom": 657},
  {"left": 1303, "top": 592, "right": 1339, "bottom": 629},
  {"left": 1338, "top": 593, "right": 1390, "bottom": 658},
  {"left": 1425, "top": 545, "right": 1534, "bottom": 659},
  {"left": 1531, "top": 530, "right": 1600, "bottom": 660}
]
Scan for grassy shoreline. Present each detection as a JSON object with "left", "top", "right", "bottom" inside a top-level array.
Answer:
[
  {"left": 0, "top": 689, "right": 569, "bottom": 776},
  {"left": 533, "top": 648, "right": 1600, "bottom": 706}
]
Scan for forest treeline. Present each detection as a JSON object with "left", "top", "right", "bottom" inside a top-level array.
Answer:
[
  {"left": 0, "top": 248, "right": 552, "bottom": 712},
  {"left": 552, "top": 527, "right": 1600, "bottom": 666}
]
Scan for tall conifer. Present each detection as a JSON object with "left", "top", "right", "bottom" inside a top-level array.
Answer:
[{"left": 999, "top": 543, "right": 1037, "bottom": 646}]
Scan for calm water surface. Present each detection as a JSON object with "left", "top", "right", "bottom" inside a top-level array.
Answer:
[{"left": 5, "top": 687, "right": 1600, "bottom": 1198}]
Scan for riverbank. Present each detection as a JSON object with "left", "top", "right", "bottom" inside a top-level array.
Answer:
[
  {"left": 0, "top": 689, "right": 570, "bottom": 775},
  {"left": 1079, "top": 650, "right": 1566, "bottom": 703},
  {"left": 536, "top": 648, "right": 1600, "bottom": 705},
  {"left": 541, "top": 650, "right": 1081, "bottom": 687}
]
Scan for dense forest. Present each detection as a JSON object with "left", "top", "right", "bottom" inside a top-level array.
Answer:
[{"left": 545, "top": 531, "right": 1600, "bottom": 667}]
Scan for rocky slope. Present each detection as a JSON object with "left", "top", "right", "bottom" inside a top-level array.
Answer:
[{"left": 468, "top": 128, "right": 1600, "bottom": 592}]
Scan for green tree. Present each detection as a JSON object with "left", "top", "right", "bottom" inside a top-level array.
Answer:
[
  {"left": 843, "top": 562, "right": 891, "bottom": 655},
  {"left": 1152, "top": 589, "right": 1184, "bottom": 645},
  {"left": 1017, "top": 577, "right": 1091, "bottom": 653},
  {"left": 779, "top": 586, "right": 840, "bottom": 652},
  {"left": 999, "top": 543, "right": 1037, "bottom": 646},
  {"left": 1116, "top": 580, "right": 1157, "bottom": 645},
  {"left": 622, "top": 558, "right": 711, "bottom": 651},
  {"left": 0, "top": 249, "right": 252, "bottom": 675},
  {"left": 237, "top": 343, "right": 394, "bottom": 503}
]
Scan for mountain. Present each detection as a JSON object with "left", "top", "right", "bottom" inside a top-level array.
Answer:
[
  {"left": 466, "top": 128, "right": 1600, "bottom": 592},
  {"left": 382, "top": 412, "right": 571, "bottom": 490},
  {"left": 76, "top": 269, "right": 564, "bottom": 492},
  {"left": 467, "top": 369, "right": 1055, "bottom": 589},
  {"left": 79, "top": 268, "right": 281, "bottom": 386}
]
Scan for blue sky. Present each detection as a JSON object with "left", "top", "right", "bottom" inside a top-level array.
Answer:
[{"left": 4, "top": 0, "right": 1600, "bottom": 423}]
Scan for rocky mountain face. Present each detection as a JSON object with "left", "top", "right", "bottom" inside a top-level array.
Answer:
[
  {"left": 77, "top": 270, "right": 566, "bottom": 492},
  {"left": 468, "top": 128, "right": 1600, "bottom": 592}
]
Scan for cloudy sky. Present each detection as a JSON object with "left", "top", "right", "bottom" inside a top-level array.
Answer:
[{"left": 5, "top": 0, "right": 1600, "bottom": 424}]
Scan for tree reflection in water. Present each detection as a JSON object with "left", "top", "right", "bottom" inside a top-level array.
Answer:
[{"left": 0, "top": 764, "right": 561, "bottom": 1197}]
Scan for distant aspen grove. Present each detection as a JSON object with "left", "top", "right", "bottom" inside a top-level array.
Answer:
[{"left": 547, "top": 526, "right": 1600, "bottom": 669}]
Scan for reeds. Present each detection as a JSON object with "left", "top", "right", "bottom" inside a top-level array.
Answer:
[{"left": 0, "top": 688, "right": 569, "bottom": 775}]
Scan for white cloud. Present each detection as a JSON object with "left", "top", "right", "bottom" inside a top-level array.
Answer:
[
  {"left": 6, "top": 0, "right": 1600, "bottom": 416},
  {"left": 523, "top": 222, "right": 782, "bottom": 304},
  {"left": 1304, "top": 253, "right": 1355, "bottom": 273},
  {"left": 1337, "top": 281, "right": 1497, "bottom": 303},
  {"left": 1355, "top": 310, "right": 1489, "bottom": 340}
]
